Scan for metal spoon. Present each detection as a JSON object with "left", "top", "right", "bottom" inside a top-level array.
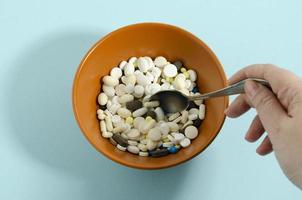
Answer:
[{"left": 149, "top": 78, "right": 270, "bottom": 113}]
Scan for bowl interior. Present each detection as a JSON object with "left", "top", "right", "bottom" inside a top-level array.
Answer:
[{"left": 73, "top": 23, "right": 228, "bottom": 169}]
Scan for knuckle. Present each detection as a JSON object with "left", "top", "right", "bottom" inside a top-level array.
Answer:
[{"left": 253, "top": 89, "right": 274, "bottom": 109}]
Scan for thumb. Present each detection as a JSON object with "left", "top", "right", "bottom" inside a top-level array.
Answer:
[{"left": 244, "top": 80, "right": 288, "bottom": 136}]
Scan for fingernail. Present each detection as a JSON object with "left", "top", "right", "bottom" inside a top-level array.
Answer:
[{"left": 245, "top": 80, "right": 258, "bottom": 99}]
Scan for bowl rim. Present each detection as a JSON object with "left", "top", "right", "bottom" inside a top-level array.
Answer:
[{"left": 72, "top": 22, "right": 229, "bottom": 169}]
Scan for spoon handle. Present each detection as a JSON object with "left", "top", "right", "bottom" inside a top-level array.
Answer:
[{"left": 188, "top": 78, "right": 271, "bottom": 101}]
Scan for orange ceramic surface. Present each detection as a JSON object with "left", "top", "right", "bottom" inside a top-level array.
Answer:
[{"left": 72, "top": 23, "right": 228, "bottom": 169}]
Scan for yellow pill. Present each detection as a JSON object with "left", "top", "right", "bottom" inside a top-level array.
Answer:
[
  {"left": 133, "top": 61, "right": 138, "bottom": 68},
  {"left": 180, "top": 68, "right": 187, "bottom": 73},
  {"left": 126, "top": 117, "right": 134, "bottom": 124},
  {"left": 163, "top": 138, "right": 170, "bottom": 143},
  {"left": 145, "top": 116, "right": 153, "bottom": 122},
  {"left": 175, "top": 144, "right": 181, "bottom": 148},
  {"left": 183, "top": 72, "right": 190, "bottom": 79}
]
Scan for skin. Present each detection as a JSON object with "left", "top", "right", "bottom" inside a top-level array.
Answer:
[{"left": 225, "top": 64, "right": 302, "bottom": 189}]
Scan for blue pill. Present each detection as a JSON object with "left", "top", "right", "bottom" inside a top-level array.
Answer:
[
  {"left": 192, "top": 87, "right": 199, "bottom": 93},
  {"left": 168, "top": 146, "right": 179, "bottom": 154}
]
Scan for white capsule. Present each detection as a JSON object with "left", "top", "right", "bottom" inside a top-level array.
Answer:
[
  {"left": 163, "top": 142, "right": 174, "bottom": 148},
  {"left": 102, "top": 85, "right": 115, "bottom": 97},
  {"left": 154, "top": 56, "right": 168, "bottom": 67},
  {"left": 133, "top": 117, "right": 145, "bottom": 129},
  {"left": 167, "top": 122, "right": 179, "bottom": 132},
  {"left": 144, "top": 56, "right": 155, "bottom": 68},
  {"left": 161, "top": 82, "right": 171, "bottom": 90},
  {"left": 118, "top": 94, "right": 134, "bottom": 104},
  {"left": 102, "top": 131, "right": 113, "bottom": 138},
  {"left": 117, "top": 108, "right": 132, "bottom": 118},
  {"left": 180, "top": 138, "right": 191, "bottom": 148},
  {"left": 132, "top": 107, "right": 148, "bottom": 117},
  {"left": 146, "top": 72, "right": 154, "bottom": 82},
  {"left": 180, "top": 88, "right": 190, "bottom": 96},
  {"left": 188, "top": 114, "right": 198, "bottom": 121},
  {"left": 181, "top": 110, "right": 189, "bottom": 124},
  {"left": 168, "top": 112, "right": 180, "bottom": 121},
  {"left": 172, "top": 116, "right": 182, "bottom": 123},
  {"left": 187, "top": 69, "right": 197, "bottom": 82},
  {"left": 128, "top": 56, "right": 137, "bottom": 64},
  {"left": 146, "top": 139, "right": 157, "bottom": 151},
  {"left": 103, "top": 75, "right": 119, "bottom": 87},
  {"left": 117, "top": 144, "right": 127, "bottom": 151},
  {"left": 199, "top": 104, "right": 205, "bottom": 120},
  {"left": 113, "top": 123, "right": 128, "bottom": 133},
  {"left": 108, "top": 104, "right": 121, "bottom": 115},
  {"left": 143, "top": 101, "right": 160, "bottom": 108},
  {"left": 139, "top": 151, "right": 149, "bottom": 156},
  {"left": 110, "top": 67, "right": 122, "bottom": 79},
  {"left": 163, "top": 64, "right": 177, "bottom": 78},
  {"left": 119, "top": 61, "right": 127, "bottom": 70},
  {"left": 140, "top": 119, "right": 156, "bottom": 134},
  {"left": 185, "top": 125, "right": 198, "bottom": 139},
  {"left": 105, "top": 116, "right": 113, "bottom": 132},
  {"left": 194, "top": 93, "right": 203, "bottom": 106},
  {"left": 137, "top": 57, "right": 150, "bottom": 72},
  {"left": 147, "top": 127, "right": 161, "bottom": 141},
  {"left": 100, "top": 120, "right": 106, "bottom": 133},
  {"left": 159, "top": 122, "right": 170, "bottom": 135},
  {"left": 134, "top": 85, "right": 144, "bottom": 98},
  {"left": 185, "top": 79, "right": 192, "bottom": 89},
  {"left": 136, "top": 72, "right": 150, "bottom": 86},
  {"left": 154, "top": 107, "right": 164, "bottom": 121},
  {"left": 97, "top": 113, "right": 105, "bottom": 120},
  {"left": 124, "top": 63, "right": 135, "bottom": 76},
  {"left": 111, "top": 115, "right": 122, "bottom": 124},
  {"left": 149, "top": 83, "right": 161, "bottom": 95},
  {"left": 189, "top": 108, "right": 199, "bottom": 115},
  {"left": 181, "top": 120, "right": 193, "bottom": 129},
  {"left": 98, "top": 93, "right": 108, "bottom": 106},
  {"left": 115, "top": 84, "right": 126, "bottom": 96},
  {"left": 167, "top": 134, "right": 176, "bottom": 143}
]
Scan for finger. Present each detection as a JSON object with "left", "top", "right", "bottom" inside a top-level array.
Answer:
[
  {"left": 225, "top": 94, "right": 251, "bottom": 118},
  {"left": 245, "top": 80, "right": 289, "bottom": 138},
  {"left": 228, "top": 64, "right": 300, "bottom": 94},
  {"left": 245, "top": 115, "right": 265, "bottom": 142},
  {"left": 256, "top": 136, "right": 273, "bottom": 156}
]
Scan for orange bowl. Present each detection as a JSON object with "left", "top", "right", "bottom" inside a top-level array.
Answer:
[{"left": 72, "top": 23, "right": 228, "bottom": 169}]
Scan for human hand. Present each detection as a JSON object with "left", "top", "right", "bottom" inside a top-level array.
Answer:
[{"left": 225, "top": 64, "right": 302, "bottom": 189}]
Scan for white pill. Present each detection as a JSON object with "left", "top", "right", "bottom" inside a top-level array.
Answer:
[
  {"left": 167, "top": 134, "right": 176, "bottom": 143},
  {"left": 133, "top": 117, "right": 145, "bottom": 129},
  {"left": 150, "top": 66, "right": 162, "bottom": 78},
  {"left": 142, "top": 95, "right": 151, "bottom": 103},
  {"left": 127, "top": 74, "right": 137, "bottom": 85},
  {"left": 98, "top": 93, "right": 108, "bottom": 106},
  {"left": 144, "top": 101, "right": 160, "bottom": 108},
  {"left": 172, "top": 116, "right": 182, "bottom": 123},
  {"left": 98, "top": 113, "right": 105, "bottom": 120},
  {"left": 100, "top": 120, "right": 106, "bottom": 133},
  {"left": 121, "top": 132, "right": 128, "bottom": 139},
  {"left": 188, "top": 114, "right": 198, "bottom": 121},
  {"left": 163, "top": 64, "right": 177, "bottom": 78},
  {"left": 127, "top": 145, "right": 140, "bottom": 154},
  {"left": 185, "top": 79, "right": 192, "bottom": 89},
  {"left": 147, "top": 127, "right": 161, "bottom": 141},
  {"left": 154, "top": 56, "right": 167, "bottom": 67},
  {"left": 139, "top": 151, "right": 149, "bottom": 156},
  {"left": 146, "top": 72, "right": 154, "bottom": 82},
  {"left": 134, "top": 85, "right": 144, "bottom": 98},
  {"left": 117, "top": 108, "right": 131, "bottom": 118},
  {"left": 141, "top": 119, "right": 156, "bottom": 134},
  {"left": 111, "top": 96, "right": 119, "bottom": 104},
  {"left": 167, "top": 122, "right": 179, "bottom": 132},
  {"left": 110, "top": 67, "right": 122, "bottom": 79},
  {"left": 180, "top": 138, "right": 191, "bottom": 148},
  {"left": 181, "top": 110, "right": 189, "bottom": 124},
  {"left": 124, "top": 63, "right": 135, "bottom": 76},
  {"left": 159, "top": 122, "right": 170, "bottom": 135},
  {"left": 144, "top": 56, "right": 155, "bottom": 68},
  {"left": 124, "top": 84, "right": 134, "bottom": 94},
  {"left": 118, "top": 94, "right": 134, "bottom": 104},
  {"left": 161, "top": 82, "right": 171, "bottom": 90},
  {"left": 138, "top": 143, "right": 147, "bottom": 151},
  {"left": 149, "top": 83, "right": 161, "bottom": 95},
  {"left": 108, "top": 104, "right": 121, "bottom": 115},
  {"left": 137, "top": 57, "right": 150, "bottom": 72},
  {"left": 97, "top": 109, "right": 103, "bottom": 115},
  {"left": 128, "top": 56, "right": 137, "bottom": 64},
  {"left": 185, "top": 125, "right": 198, "bottom": 139},
  {"left": 116, "top": 144, "right": 126, "bottom": 151},
  {"left": 173, "top": 75, "right": 186, "bottom": 90},
  {"left": 106, "top": 100, "right": 112, "bottom": 109},
  {"left": 119, "top": 61, "right": 127, "bottom": 70},
  {"left": 128, "top": 140, "right": 138, "bottom": 146},
  {"left": 102, "top": 131, "right": 113, "bottom": 138},
  {"left": 194, "top": 93, "right": 203, "bottom": 106},
  {"left": 189, "top": 108, "right": 199, "bottom": 115},
  {"left": 199, "top": 104, "right": 205, "bottom": 120},
  {"left": 154, "top": 107, "right": 164, "bottom": 121},
  {"left": 180, "top": 88, "right": 190, "bottom": 96},
  {"left": 172, "top": 132, "right": 185, "bottom": 142},
  {"left": 113, "top": 123, "right": 127, "bottom": 133},
  {"left": 168, "top": 112, "right": 180, "bottom": 121},
  {"left": 187, "top": 69, "right": 197, "bottom": 81},
  {"left": 147, "top": 139, "right": 157, "bottom": 151},
  {"left": 144, "top": 84, "right": 152, "bottom": 96},
  {"left": 102, "top": 85, "right": 115, "bottom": 97},
  {"left": 115, "top": 84, "right": 126, "bottom": 96},
  {"left": 103, "top": 75, "right": 119, "bottom": 87},
  {"left": 132, "top": 107, "right": 148, "bottom": 117},
  {"left": 136, "top": 72, "right": 150, "bottom": 86},
  {"left": 127, "top": 129, "right": 140, "bottom": 140}
]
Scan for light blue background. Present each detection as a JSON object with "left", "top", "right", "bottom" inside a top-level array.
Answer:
[{"left": 1, "top": 0, "right": 301, "bottom": 199}]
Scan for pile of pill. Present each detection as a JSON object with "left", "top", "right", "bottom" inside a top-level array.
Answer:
[{"left": 97, "top": 56, "right": 205, "bottom": 157}]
